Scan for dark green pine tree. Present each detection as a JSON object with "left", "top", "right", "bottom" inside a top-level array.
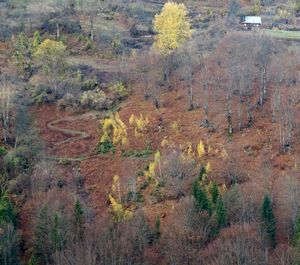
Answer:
[
  {"left": 210, "top": 182, "right": 219, "bottom": 204},
  {"left": 0, "top": 189, "right": 17, "bottom": 225},
  {"left": 34, "top": 206, "right": 53, "bottom": 265},
  {"left": 293, "top": 215, "right": 300, "bottom": 247},
  {"left": 28, "top": 254, "right": 38, "bottom": 265},
  {"left": 261, "top": 194, "right": 277, "bottom": 249},
  {"left": 74, "top": 199, "right": 84, "bottom": 241},
  {"left": 216, "top": 196, "right": 227, "bottom": 230},
  {"left": 198, "top": 165, "right": 206, "bottom": 181},
  {"left": 192, "top": 180, "right": 211, "bottom": 214},
  {"left": 154, "top": 216, "right": 161, "bottom": 239},
  {"left": 0, "top": 189, "right": 19, "bottom": 265},
  {"left": 51, "top": 213, "right": 65, "bottom": 252}
]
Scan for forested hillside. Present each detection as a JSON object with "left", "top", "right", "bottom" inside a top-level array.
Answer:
[{"left": 0, "top": 0, "right": 300, "bottom": 264}]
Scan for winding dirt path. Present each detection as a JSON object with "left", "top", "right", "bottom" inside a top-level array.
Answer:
[
  {"left": 45, "top": 111, "right": 106, "bottom": 161},
  {"left": 47, "top": 111, "right": 102, "bottom": 146}
]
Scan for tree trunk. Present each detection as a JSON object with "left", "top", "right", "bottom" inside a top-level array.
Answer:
[
  {"left": 201, "top": 83, "right": 210, "bottom": 128},
  {"left": 263, "top": 66, "right": 267, "bottom": 99},
  {"left": 188, "top": 85, "right": 193, "bottom": 111},
  {"left": 246, "top": 93, "right": 253, "bottom": 128},
  {"left": 227, "top": 86, "right": 233, "bottom": 137},
  {"left": 90, "top": 16, "right": 94, "bottom": 41},
  {"left": 237, "top": 90, "right": 242, "bottom": 131},
  {"left": 56, "top": 22, "right": 60, "bottom": 40}
]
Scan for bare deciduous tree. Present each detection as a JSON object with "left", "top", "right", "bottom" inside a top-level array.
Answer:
[
  {"left": 0, "top": 77, "right": 15, "bottom": 143},
  {"left": 161, "top": 149, "right": 195, "bottom": 199}
]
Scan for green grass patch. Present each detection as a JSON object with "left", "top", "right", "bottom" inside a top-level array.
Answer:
[
  {"left": 121, "top": 147, "right": 153, "bottom": 158},
  {"left": 97, "top": 140, "right": 116, "bottom": 154},
  {"left": 261, "top": 29, "right": 300, "bottom": 40}
]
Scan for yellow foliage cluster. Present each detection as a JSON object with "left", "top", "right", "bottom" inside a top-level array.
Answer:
[
  {"left": 34, "top": 39, "right": 66, "bottom": 58},
  {"left": 109, "top": 82, "right": 128, "bottom": 98},
  {"left": 170, "top": 121, "right": 181, "bottom": 134},
  {"left": 111, "top": 175, "right": 121, "bottom": 201},
  {"left": 144, "top": 151, "right": 161, "bottom": 184},
  {"left": 206, "top": 161, "right": 211, "bottom": 173},
  {"left": 109, "top": 175, "right": 133, "bottom": 222},
  {"left": 179, "top": 140, "right": 215, "bottom": 164},
  {"left": 33, "top": 39, "right": 67, "bottom": 75},
  {"left": 197, "top": 140, "right": 205, "bottom": 159},
  {"left": 186, "top": 142, "right": 194, "bottom": 160},
  {"left": 178, "top": 142, "right": 195, "bottom": 162},
  {"left": 153, "top": 2, "right": 193, "bottom": 53},
  {"left": 221, "top": 148, "right": 228, "bottom": 160},
  {"left": 100, "top": 113, "right": 127, "bottom": 145},
  {"left": 109, "top": 194, "right": 133, "bottom": 222},
  {"left": 129, "top": 113, "right": 150, "bottom": 138}
]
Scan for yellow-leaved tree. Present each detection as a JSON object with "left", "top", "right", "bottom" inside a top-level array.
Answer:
[
  {"left": 100, "top": 113, "right": 127, "bottom": 145},
  {"left": 197, "top": 140, "right": 205, "bottom": 159},
  {"left": 98, "top": 113, "right": 127, "bottom": 153},
  {"left": 144, "top": 151, "right": 161, "bottom": 184},
  {"left": 34, "top": 39, "right": 67, "bottom": 90},
  {"left": 109, "top": 175, "right": 133, "bottom": 222},
  {"left": 129, "top": 113, "right": 150, "bottom": 137},
  {"left": 153, "top": 2, "right": 193, "bottom": 53}
]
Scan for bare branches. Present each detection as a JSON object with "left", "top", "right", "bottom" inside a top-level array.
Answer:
[{"left": 0, "top": 77, "right": 15, "bottom": 143}]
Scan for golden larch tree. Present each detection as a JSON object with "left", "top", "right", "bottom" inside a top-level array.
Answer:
[{"left": 153, "top": 2, "right": 193, "bottom": 53}]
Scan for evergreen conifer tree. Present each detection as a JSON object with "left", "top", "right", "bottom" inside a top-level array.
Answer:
[
  {"left": 192, "top": 180, "right": 211, "bottom": 214},
  {"left": 74, "top": 199, "right": 84, "bottom": 241},
  {"left": 261, "top": 194, "right": 277, "bottom": 249},
  {"left": 198, "top": 165, "right": 206, "bottom": 180},
  {"left": 34, "top": 206, "right": 52, "bottom": 264},
  {"left": 293, "top": 215, "right": 300, "bottom": 247},
  {"left": 216, "top": 196, "right": 227, "bottom": 230},
  {"left": 210, "top": 182, "right": 219, "bottom": 204}
]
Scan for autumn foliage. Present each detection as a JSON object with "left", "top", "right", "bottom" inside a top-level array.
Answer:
[{"left": 153, "top": 2, "right": 193, "bottom": 53}]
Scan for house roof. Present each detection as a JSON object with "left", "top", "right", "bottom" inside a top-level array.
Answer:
[{"left": 243, "top": 16, "right": 262, "bottom": 24}]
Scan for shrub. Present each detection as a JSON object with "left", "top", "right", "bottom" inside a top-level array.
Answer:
[
  {"left": 8, "top": 174, "right": 31, "bottom": 195},
  {"left": 4, "top": 134, "right": 43, "bottom": 177},
  {"left": 109, "top": 82, "right": 129, "bottom": 99},
  {"left": 57, "top": 93, "right": 77, "bottom": 110},
  {"left": 81, "top": 79, "right": 98, "bottom": 91},
  {"left": 150, "top": 185, "right": 165, "bottom": 202},
  {"left": 0, "top": 146, "right": 7, "bottom": 156},
  {"left": 97, "top": 140, "right": 115, "bottom": 154},
  {"left": 29, "top": 84, "right": 56, "bottom": 104},
  {"left": 4, "top": 150, "right": 30, "bottom": 175},
  {"left": 80, "top": 89, "right": 110, "bottom": 110},
  {"left": 127, "top": 191, "right": 143, "bottom": 203},
  {"left": 11, "top": 32, "right": 33, "bottom": 79}
]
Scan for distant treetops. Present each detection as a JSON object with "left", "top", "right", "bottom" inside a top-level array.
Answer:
[{"left": 153, "top": 1, "right": 193, "bottom": 54}]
